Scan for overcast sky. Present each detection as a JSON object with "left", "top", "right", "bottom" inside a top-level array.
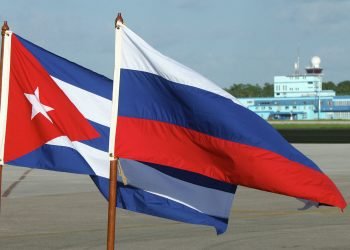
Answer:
[{"left": 1, "top": 0, "right": 350, "bottom": 87}]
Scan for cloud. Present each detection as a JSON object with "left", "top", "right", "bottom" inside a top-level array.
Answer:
[{"left": 278, "top": 0, "right": 350, "bottom": 33}]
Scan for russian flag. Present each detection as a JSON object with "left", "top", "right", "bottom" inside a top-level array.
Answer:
[
  {"left": 0, "top": 30, "right": 235, "bottom": 233},
  {"left": 112, "top": 25, "right": 346, "bottom": 211}
]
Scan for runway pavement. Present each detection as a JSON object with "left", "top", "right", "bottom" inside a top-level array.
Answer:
[{"left": 0, "top": 144, "right": 349, "bottom": 249}]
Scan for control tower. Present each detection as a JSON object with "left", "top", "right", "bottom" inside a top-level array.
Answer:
[{"left": 273, "top": 56, "right": 334, "bottom": 98}]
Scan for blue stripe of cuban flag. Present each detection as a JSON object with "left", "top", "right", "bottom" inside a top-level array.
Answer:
[{"left": 10, "top": 35, "right": 237, "bottom": 234}]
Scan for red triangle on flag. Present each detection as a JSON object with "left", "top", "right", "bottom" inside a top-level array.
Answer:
[{"left": 4, "top": 35, "right": 100, "bottom": 162}]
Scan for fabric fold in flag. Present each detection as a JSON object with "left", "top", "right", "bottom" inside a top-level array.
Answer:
[
  {"left": 112, "top": 25, "right": 346, "bottom": 210},
  {"left": 92, "top": 160, "right": 236, "bottom": 234},
  {"left": 0, "top": 30, "right": 235, "bottom": 234}
]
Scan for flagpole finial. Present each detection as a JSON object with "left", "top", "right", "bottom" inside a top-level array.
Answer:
[
  {"left": 1, "top": 21, "right": 9, "bottom": 36},
  {"left": 115, "top": 13, "right": 124, "bottom": 29}
]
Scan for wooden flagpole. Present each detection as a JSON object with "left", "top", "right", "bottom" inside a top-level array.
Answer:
[
  {"left": 107, "top": 157, "right": 118, "bottom": 250},
  {"left": 106, "top": 13, "right": 124, "bottom": 250},
  {"left": 0, "top": 21, "right": 10, "bottom": 212}
]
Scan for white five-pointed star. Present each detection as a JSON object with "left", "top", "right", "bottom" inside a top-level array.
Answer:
[{"left": 24, "top": 87, "right": 54, "bottom": 123}]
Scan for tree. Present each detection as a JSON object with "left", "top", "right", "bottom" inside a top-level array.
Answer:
[
  {"left": 225, "top": 83, "right": 273, "bottom": 97},
  {"left": 225, "top": 83, "right": 263, "bottom": 97},
  {"left": 262, "top": 82, "right": 274, "bottom": 97},
  {"left": 322, "top": 81, "right": 337, "bottom": 91},
  {"left": 336, "top": 81, "right": 350, "bottom": 95}
]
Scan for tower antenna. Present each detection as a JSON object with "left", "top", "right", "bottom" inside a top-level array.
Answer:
[{"left": 294, "top": 47, "right": 300, "bottom": 76}]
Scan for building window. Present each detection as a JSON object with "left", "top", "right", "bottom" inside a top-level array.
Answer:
[
  {"left": 285, "top": 106, "right": 289, "bottom": 109},
  {"left": 334, "top": 100, "right": 350, "bottom": 106},
  {"left": 276, "top": 93, "right": 280, "bottom": 96}
]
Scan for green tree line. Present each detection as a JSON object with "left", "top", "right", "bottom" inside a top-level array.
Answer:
[{"left": 225, "top": 81, "right": 350, "bottom": 98}]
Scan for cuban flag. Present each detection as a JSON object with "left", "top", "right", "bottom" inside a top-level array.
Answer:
[
  {"left": 111, "top": 24, "right": 347, "bottom": 213},
  {"left": 0, "top": 31, "right": 110, "bottom": 177},
  {"left": 0, "top": 30, "right": 235, "bottom": 234}
]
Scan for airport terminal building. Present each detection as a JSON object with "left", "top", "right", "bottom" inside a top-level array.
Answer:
[{"left": 239, "top": 57, "right": 350, "bottom": 120}]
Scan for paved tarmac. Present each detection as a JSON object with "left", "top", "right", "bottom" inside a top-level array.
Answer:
[{"left": 0, "top": 144, "right": 349, "bottom": 250}]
